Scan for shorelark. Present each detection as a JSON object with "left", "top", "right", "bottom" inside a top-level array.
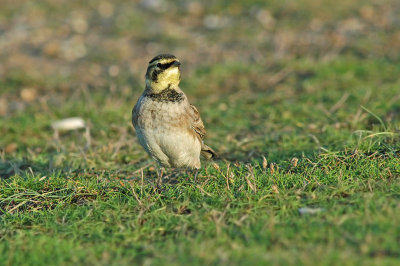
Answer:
[{"left": 132, "top": 54, "right": 216, "bottom": 181}]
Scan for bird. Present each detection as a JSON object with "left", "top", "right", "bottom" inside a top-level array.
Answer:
[{"left": 132, "top": 54, "right": 216, "bottom": 183}]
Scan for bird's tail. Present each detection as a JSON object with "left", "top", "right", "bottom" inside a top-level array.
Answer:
[{"left": 201, "top": 143, "right": 217, "bottom": 159}]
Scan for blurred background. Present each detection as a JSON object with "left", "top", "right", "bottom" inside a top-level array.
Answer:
[{"left": 1, "top": 0, "right": 400, "bottom": 174}]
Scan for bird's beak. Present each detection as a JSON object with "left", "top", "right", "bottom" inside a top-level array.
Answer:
[{"left": 173, "top": 61, "right": 181, "bottom": 67}]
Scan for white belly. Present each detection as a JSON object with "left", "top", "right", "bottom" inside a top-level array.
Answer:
[{"left": 136, "top": 126, "right": 201, "bottom": 169}]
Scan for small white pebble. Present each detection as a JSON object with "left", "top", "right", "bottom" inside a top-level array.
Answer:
[
  {"left": 52, "top": 117, "right": 86, "bottom": 131},
  {"left": 298, "top": 207, "right": 324, "bottom": 215}
]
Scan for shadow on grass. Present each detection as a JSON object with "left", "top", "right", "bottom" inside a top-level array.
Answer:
[
  {"left": 0, "top": 143, "right": 321, "bottom": 181},
  {"left": 0, "top": 158, "right": 53, "bottom": 179},
  {"left": 219, "top": 147, "right": 318, "bottom": 165},
  {"left": 0, "top": 151, "right": 84, "bottom": 179}
]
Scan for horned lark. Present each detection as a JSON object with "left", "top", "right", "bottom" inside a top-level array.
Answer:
[{"left": 132, "top": 54, "right": 216, "bottom": 181}]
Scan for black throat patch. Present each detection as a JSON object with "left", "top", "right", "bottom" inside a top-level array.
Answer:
[{"left": 145, "top": 88, "right": 184, "bottom": 103}]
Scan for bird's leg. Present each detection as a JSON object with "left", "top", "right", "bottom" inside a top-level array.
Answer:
[
  {"left": 193, "top": 168, "right": 199, "bottom": 184},
  {"left": 156, "top": 167, "right": 164, "bottom": 186}
]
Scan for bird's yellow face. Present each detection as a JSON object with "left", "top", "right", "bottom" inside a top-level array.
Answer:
[{"left": 145, "top": 54, "right": 181, "bottom": 93}]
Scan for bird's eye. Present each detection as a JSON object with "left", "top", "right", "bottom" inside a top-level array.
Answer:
[{"left": 157, "top": 63, "right": 161, "bottom": 68}]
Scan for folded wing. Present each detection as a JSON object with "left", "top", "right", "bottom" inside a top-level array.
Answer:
[{"left": 188, "top": 104, "right": 217, "bottom": 159}]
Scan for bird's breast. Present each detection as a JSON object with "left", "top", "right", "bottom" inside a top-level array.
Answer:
[{"left": 135, "top": 98, "right": 189, "bottom": 130}]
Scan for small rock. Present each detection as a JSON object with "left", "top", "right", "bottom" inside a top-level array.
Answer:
[
  {"left": 52, "top": 117, "right": 86, "bottom": 131},
  {"left": 5, "top": 143, "right": 17, "bottom": 153},
  {"left": 298, "top": 207, "right": 324, "bottom": 215},
  {"left": 20, "top": 88, "right": 37, "bottom": 102}
]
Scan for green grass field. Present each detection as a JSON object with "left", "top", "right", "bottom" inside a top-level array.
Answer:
[{"left": 1, "top": 0, "right": 400, "bottom": 265}]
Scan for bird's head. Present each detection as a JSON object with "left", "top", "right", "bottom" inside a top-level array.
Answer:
[{"left": 145, "top": 54, "right": 181, "bottom": 92}]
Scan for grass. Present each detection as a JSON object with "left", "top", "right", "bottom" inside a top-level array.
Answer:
[
  {"left": 1, "top": 0, "right": 400, "bottom": 265},
  {"left": 1, "top": 149, "right": 400, "bottom": 265}
]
